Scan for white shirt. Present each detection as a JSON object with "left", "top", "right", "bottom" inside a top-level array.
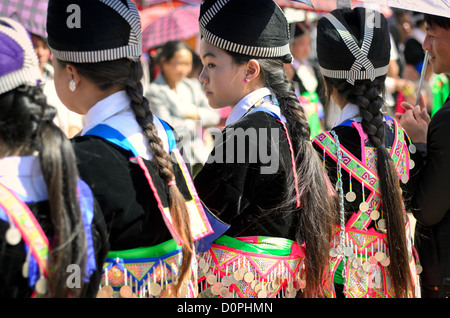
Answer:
[
  {"left": 333, "top": 103, "right": 386, "bottom": 128},
  {"left": 0, "top": 155, "right": 47, "bottom": 203},
  {"left": 225, "top": 87, "right": 286, "bottom": 127},
  {"left": 333, "top": 103, "right": 362, "bottom": 127},
  {"left": 81, "top": 90, "right": 170, "bottom": 160}
]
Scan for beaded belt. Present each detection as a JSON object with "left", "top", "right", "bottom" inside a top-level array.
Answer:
[
  {"left": 197, "top": 236, "right": 306, "bottom": 298},
  {"left": 97, "top": 239, "right": 197, "bottom": 298}
]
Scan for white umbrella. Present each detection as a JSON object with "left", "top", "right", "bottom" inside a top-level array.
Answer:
[{"left": 362, "top": 0, "right": 450, "bottom": 18}]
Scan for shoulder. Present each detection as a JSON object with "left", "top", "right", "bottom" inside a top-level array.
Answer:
[
  {"left": 229, "top": 111, "right": 282, "bottom": 131},
  {"left": 431, "top": 99, "right": 450, "bottom": 122},
  {"left": 312, "top": 125, "right": 361, "bottom": 152},
  {"left": 429, "top": 100, "right": 450, "bottom": 139},
  {"left": 72, "top": 135, "right": 132, "bottom": 162}
]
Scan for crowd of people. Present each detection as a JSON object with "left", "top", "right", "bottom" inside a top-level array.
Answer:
[{"left": 0, "top": 0, "right": 449, "bottom": 300}]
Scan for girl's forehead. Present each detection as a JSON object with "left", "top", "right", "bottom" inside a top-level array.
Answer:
[{"left": 200, "top": 40, "right": 223, "bottom": 57}]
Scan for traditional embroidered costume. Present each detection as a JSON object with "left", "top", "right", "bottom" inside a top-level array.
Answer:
[
  {"left": 46, "top": 0, "right": 226, "bottom": 298},
  {"left": 312, "top": 8, "right": 421, "bottom": 298},
  {"left": 195, "top": 90, "right": 306, "bottom": 298},
  {"left": 194, "top": 0, "right": 312, "bottom": 298}
]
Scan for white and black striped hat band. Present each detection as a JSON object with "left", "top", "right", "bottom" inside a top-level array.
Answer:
[
  {"left": 47, "top": 0, "right": 142, "bottom": 63},
  {"left": 0, "top": 17, "right": 42, "bottom": 95},
  {"left": 317, "top": 8, "right": 390, "bottom": 85},
  {"left": 199, "top": 0, "right": 293, "bottom": 63}
]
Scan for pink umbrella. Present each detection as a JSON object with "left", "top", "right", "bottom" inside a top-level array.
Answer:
[
  {"left": 0, "top": 0, "right": 48, "bottom": 39},
  {"left": 142, "top": 4, "right": 200, "bottom": 50},
  {"left": 139, "top": 5, "right": 173, "bottom": 30}
]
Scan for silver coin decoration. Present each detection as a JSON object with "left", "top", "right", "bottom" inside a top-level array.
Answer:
[
  {"left": 359, "top": 202, "right": 369, "bottom": 212},
  {"left": 35, "top": 276, "right": 48, "bottom": 295},
  {"left": 345, "top": 191, "right": 356, "bottom": 202},
  {"left": 5, "top": 227, "right": 21, "bottom": 245}
]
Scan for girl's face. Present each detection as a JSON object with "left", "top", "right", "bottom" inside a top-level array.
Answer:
[{"left": 199, "top": 39, "right": 248, "bottom": 109}]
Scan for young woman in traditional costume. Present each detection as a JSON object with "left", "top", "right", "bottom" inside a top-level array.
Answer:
[
  {"left": 0, "top": 17, "right": 108, "bottom": 298},
  {"left": 312, "top": 7, "right": 422, "bottom": 298},
  {"left": 193, "top": 0, "right": 337, "bottom": 298},
  {"left": 46, "top": 0, "right": 225, "bottom": 298}
]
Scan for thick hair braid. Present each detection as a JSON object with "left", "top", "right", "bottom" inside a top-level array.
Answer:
[
  {"left": 326, "top": 76, "right": 413, "bottom": 297},
  {"left": 63, "top": 59, "right": 194, "bottom": 296},
  {"left": 0, "top": 86, "right": 87, "bottom": 297},
  {"left": 257, "top": 59, "right": 336, "bottom": 297},
  {"left": 126, "top": 62, "right": 194, "bottom": 295}
]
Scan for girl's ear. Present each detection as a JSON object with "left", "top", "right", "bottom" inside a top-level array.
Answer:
[
  {"left": 66, "top": 64, "right": 81, "bottom": 87},
  {"left": 245, "top": 59, "right": 261, "bottom": 82}
]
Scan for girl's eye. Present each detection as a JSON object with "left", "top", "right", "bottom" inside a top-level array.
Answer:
[{"left": 207, "top": 63, "right": 216, "bottom": 69}]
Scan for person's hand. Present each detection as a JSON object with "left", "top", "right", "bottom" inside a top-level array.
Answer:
[{"left": 395, "top": 94, "right": 430, "bottom": 143}]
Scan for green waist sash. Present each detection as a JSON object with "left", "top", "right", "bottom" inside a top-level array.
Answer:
[{"left": 106, "top": 238, "right": 180, "bottom": 259}]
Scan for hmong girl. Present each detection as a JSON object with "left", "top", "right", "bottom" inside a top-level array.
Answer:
[
  {"left": 312, "top": 7, "right": 422, "bottom": 298},
  {"left": 46, "top": 0, "right": 224, "bottom": 298},
  {"left": 194, "top": 0, "right": 337, "bottom": 298}
]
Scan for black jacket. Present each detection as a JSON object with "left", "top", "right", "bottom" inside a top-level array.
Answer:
[
  {"left": 73, "top": 136, "right": 176, "bottom": 251},
  {"left": 194, "top": 111, "right": 300, "bottom": 240},
  {"left": 408, "top": 97, "right": 450, "bottom": 288}
]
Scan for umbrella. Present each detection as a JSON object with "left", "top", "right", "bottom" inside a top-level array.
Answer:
[
  {"left": 135, "top": 0, "right": 201, "bottom": 9},
  {"left": 139, "top": 5, "right": 174, "bottom": 30},
  {"left": 0, "top": 0, "right": 48, "bottom": 39},
  {"left": 142, "top": 4, "right": 200, "bottom": 50},
  {"left": 363, "top": 0, "right": 450, "bottom": 18},
  {"left": 276, "top": 0, "right": 364, "bottom": 12}
]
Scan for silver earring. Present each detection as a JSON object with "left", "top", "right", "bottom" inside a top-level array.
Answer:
[{"left": 69, "top": 79, "right": 76, "bottom": 92}]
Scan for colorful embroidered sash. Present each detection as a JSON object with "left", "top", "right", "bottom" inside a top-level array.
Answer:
[
  {"left": 313, "top": 117, "right": 409, "bottom": 230},
  {"left": 197, "top": 235, "right": 306, "bottom": 298},
  {"left": 0, "top": 183, "right": 51, "bottom": 296},
  {"left": 98, "top": 239, "right": 198, "bottom": 298}
]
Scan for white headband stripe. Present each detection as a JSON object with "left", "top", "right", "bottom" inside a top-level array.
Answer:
[
  {"left": 319, "top": 64, "right": 389, "bottom": 82},
  {"left": 200, "top": 26, "right": 291, "bottom": 59}
]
